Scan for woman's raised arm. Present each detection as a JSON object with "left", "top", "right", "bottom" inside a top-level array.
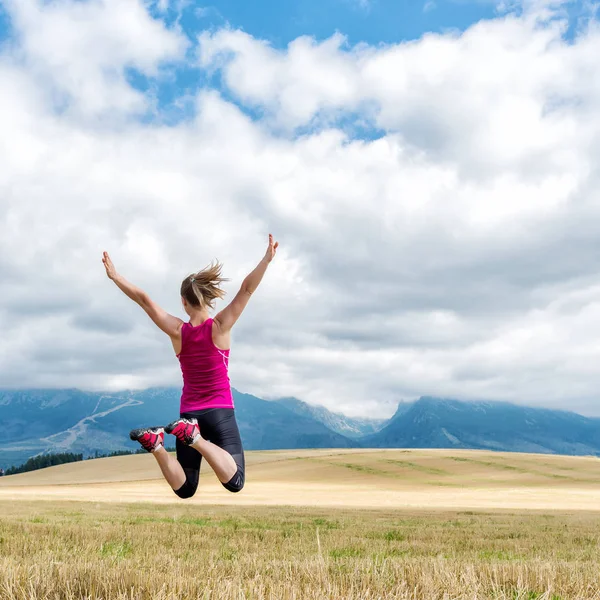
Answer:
[
  {"left": 102, "top": 251, "right": 183, "bottom": 339},
  {"left": 214, "top": 234, "right": 279, "bottom": 335}
]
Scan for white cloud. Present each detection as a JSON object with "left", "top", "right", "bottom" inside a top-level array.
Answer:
[
  {"left": 3, "top": 0, "right": 187, "bottom": 117},
  {"left": 2, "top": 0, "right": 600, "bottom": 418}
]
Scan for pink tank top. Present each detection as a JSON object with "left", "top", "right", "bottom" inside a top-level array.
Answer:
[{"left": 177, "top": 319, "right": 234, "bottom": 413}]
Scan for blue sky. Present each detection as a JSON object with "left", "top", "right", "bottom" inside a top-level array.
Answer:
[
  {"left": 0, "top": 5, "right": 10, "bottom": 40},
  {"left": 0, "top": 0, "right": 590, "bottom": 125},
  {"left": 0, "top": 0, "right": 499, "bottom": 48},
  {"left": 133, "top": 0, "right": 501, "bottom": 123},
  {"left": 153, "top": 0, "right": 499, "bottom": 47},
  {"left": 150, "top": 0, "right": 596, "bottom": 126}
]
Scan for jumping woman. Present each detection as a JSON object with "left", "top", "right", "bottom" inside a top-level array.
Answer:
[{"left": 101, "top": 234, "right": 279, "bottom": 498}]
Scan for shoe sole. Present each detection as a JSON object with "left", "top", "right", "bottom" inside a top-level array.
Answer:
[{"left": 129, "top": 427, "right": 164, "bottom": 441}]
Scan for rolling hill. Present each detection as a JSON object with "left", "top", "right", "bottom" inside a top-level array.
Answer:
[{"left": 2, "top": 448, "right": 600, "bottom": 511}]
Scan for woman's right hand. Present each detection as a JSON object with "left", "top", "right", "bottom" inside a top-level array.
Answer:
[
  {"left": 263, "top": 234, "right": 279, "bottom": 263},
  {"left": 102, "top": 251, "right": 118, "bottom": 280}
]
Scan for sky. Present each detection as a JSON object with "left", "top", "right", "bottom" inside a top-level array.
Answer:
[{"left": 1, "top": 0, "right": 600, "bottom": 418}]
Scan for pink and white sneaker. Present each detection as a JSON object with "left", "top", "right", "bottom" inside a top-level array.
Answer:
[
  {"left": 129, "top": 426, "right": 164, "bottom": 453},
  {"left": 165, "top": 418, "right": 201, "bottom": 445}
]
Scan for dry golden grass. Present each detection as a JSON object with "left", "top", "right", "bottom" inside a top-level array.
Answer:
[
  {"left": 2, "top": 449, "right": 600, "bottom": 511},
  {"left": 1, "top": 500, "right": 600, "bottom": 600},
  {"left": 1, "top": 450, "right": 600, "bottom": 598}
]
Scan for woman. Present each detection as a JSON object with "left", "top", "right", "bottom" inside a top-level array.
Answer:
[{"left": 101, "top": 234, "right": 279, "bottom": 498}]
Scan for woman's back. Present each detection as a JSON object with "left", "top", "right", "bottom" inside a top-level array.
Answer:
[{"left": 177, "top": 319, "right": 233, "bottom": 412}]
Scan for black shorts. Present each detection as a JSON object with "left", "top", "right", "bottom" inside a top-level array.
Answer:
[{"left": 174, "top": 408, "right": 245, "bottom": 498}]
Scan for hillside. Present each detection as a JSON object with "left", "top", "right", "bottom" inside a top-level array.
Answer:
[{"left": 2, "top": 448, "right": 600, "bottom": 511}]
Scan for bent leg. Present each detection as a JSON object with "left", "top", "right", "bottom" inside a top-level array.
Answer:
[
  {"left": 152, "top": 446, "right": 186, "bottom": 491},
  {"left": 192, "top": 409, "right": 245, "bottom": 493},
  {"left": 190, "top": 437, "right": 237, "bottom": 483},
  {"left": 173, "top": 438, "right": 202, "bottom": 498},
  {"left": 221, "top": 452, "right": 245, "bottom": 493}
]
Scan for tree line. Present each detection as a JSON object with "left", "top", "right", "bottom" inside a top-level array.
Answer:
[
  {"left": 2, "top": 452, "right": 85, "bottom": 476},
  {"left": 0, "top": 447, "right": 176, "bottom": 476}
]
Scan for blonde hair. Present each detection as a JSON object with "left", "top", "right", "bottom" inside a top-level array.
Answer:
[{"left": 180, "top": 261, "right": 228, "bottom": 310}]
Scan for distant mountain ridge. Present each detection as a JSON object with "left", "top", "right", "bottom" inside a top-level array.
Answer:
[
  {"left": 277, "top": 397, "right": 386, "bottom": 438},
  {"left": 365, "top": 397, "right": 600, "bottom": 455},
  {"left": 0, "top": 388, "right": 358, "bottom": 469},
  {"left": 2, "top": 389, "right": 600, "bottom": 470}
]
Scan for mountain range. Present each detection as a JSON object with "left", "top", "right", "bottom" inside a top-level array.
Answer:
[
  {"left": 0, "top": 388, "right": 367, "bottom": 469},
  {"left": 363, "top": 397, "right": 600, "bottom": 455},
  {"left": 2, "top": 388, "right": 600, "bottom": 470}
]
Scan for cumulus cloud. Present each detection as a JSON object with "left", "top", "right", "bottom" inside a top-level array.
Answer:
[
  {"left": 1, "top": 0, "right": 600, "bottom": 417},
  {"left": 3, "top": 0, "right": 186, "bottom": 117}
]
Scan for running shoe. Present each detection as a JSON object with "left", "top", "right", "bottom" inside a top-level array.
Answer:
[
  {"left": 165, "top": 418, "right": 200, "bottom": 445},
  {"left": 129, "top": 426, "right": 164, "bottom": 453}
]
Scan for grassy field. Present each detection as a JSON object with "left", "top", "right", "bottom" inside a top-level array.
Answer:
[
  {"left": 1, "top": 449, "right": 600, "bottom": 599},
  {"left": 2, "top": 449, "right": 600, "bottom": 510},
  {"left": 1, "top": 500, "right": 600, "bottom": 599}
]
